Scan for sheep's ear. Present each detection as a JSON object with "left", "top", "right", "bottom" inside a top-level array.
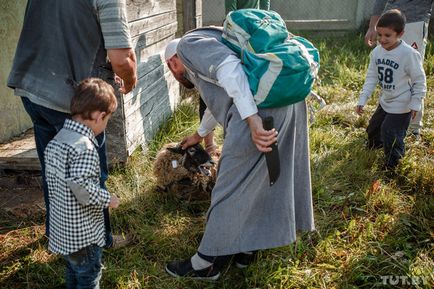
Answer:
[
  {"left": 186, "top": 146, "right": 197, "bottom": 156},
  {"left": 167, "top": 145, "right": 185, "bottom": 155}
]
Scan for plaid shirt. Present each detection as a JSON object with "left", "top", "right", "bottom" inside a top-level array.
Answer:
[{"left": 45, "top": 119, "right": 110, "bottom": 255}]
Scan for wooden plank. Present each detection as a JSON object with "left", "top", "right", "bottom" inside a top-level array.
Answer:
[
  {"left": 128, "top": 96, "right": 171, "bottom": 137},
  {"left": 0, "top": 130, "right": 40, "bottom": 171},
  {"left": 133, "top": 22, "right": 177, "bottom": 50},
  {"left": 127, "top": 80, "right": 179, "bottom": 137},
  {"left": 126, "top": 0, "right": 175, "bottom": 22},
  {"left": 143, "top": 22, "right": 178, "bottom": 47},
  {"left": 124, "top": 64, "right": 169, "bottom": 117},
  {"left": 125, "top": 72, "right": 178, "bottom": 131},
  {"left": 0, "top": 161, "right": 40, "bottom": 171},
  {"left": 126, "top": 99, "right": 173, "bottom": 154},
  {"left": 183, "top": 0, "right": 195, "bottom": 32},
  {"left": 195, "top": 16, "right": 202, "bottom": 28},
  {"left": 137, "top": 36, "right": 176, "bottom": 67},
  {"left": 129, "top": 11, "right": 177, "bottom": 38},
  {"left": 121, "top": 54, "right": 165, "bottom": 88},
  {"left": 195, "top": 0, "right": 202, "bottom": 16},
  {"left": 125, "top": 74, "right": 179, "bottom": 132},
  {"left": 285, "top": 19, "right": 353, "bottom": 31},
  {"left": 0, "top": 138, "right": 35, "bottom": 154},
  {"left": 125, "top": 76, "right": 179, "bottom": 151},
  {"left": 176, "top": 0, "right": 184, "bottom": 36},
  {"left": 106, "top": 90, "right": 128, "bottom": 164},
  {"left": 195, "top": 0, "right": 202, "bottom": 28}
]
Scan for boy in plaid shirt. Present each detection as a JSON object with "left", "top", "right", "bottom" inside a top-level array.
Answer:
[{"left": 44, "top": 78, "right": 120, "bottom": 288}]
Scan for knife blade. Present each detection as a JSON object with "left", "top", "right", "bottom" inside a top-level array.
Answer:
[{"left": 262, "top": 116, "right": 280, "bottom": 186}]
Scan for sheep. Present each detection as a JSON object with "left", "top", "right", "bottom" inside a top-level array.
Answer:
[{"left": 153, "top": 143, "right": 218, "bottom": 202}]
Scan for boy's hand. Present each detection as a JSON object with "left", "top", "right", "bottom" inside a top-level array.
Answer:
[
  {"left": 356, "top": 105, "right": 364, "bottom": 115},
  {"left": 364, "top": 16, "right": 380, "bottom": 47},
  {"left": 411, "top": 110, "right": 417, "bottom": 119},
  {"left": 109, "top": 195, "right": 120, "bottom": 209},
  {"left": 364, "top": 28, "right": 377, "bottom": 47}
]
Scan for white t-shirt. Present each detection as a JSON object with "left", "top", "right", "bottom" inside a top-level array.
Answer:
[{"left": 358, "top": 41, "right": 426, "bottom": 113}]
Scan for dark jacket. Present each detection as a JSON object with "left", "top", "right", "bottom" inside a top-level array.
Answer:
[{"left": 8, "top": 0, "right": 112, "bottom": 112}]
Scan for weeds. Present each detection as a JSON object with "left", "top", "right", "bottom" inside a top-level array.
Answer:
[{"left": 1, "top": 33, "right": 433, "bottom": 288}]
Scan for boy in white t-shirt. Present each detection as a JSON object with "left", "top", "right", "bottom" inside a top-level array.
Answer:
[{"left": 356, "top": 9, "right": 426, "bottom": 169}]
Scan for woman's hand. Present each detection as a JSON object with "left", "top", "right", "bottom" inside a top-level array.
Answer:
[{"left": 180, "top": 132, "right": 203, "bottom": 149}]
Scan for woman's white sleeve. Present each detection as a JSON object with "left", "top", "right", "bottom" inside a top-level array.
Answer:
[
  {"left": 197, "top": 108, "right": 219, "bottom": 137},
  {"left": 215, "top": 55, "right": 258, "bottom": 119}
]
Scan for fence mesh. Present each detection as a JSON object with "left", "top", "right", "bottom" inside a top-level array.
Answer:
[{"left": 202, "top": 0, "right": 378, "bottom": 31}]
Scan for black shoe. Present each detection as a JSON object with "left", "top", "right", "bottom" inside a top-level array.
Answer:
[
  {"left": 381, "top": 164, "right": 397, "bottom": 179},
  {"left": 165, "top": 259, "right": 220, "bottom": 281},
  {"left": 411, "top": 131, "right": 421, "bottom": 140},
  {"left": 234, "top": 252, "right": 257, "bottom": 269}
]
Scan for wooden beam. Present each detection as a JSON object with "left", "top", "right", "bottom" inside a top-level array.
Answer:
[
  {"left": 285, "top": 19, "right": 353, "bottom": 31},
  {"left": 183, "top": 0, "right": 202, "bottom": 32},
  {"left": 129, "top": 11, "right": 177, "bottom": 38},
  {"left": 0, "top": 130, "right": 40, "bottom": 171},
  {"left": 126, "top": 0, "right": 176, "bottom": 21}
]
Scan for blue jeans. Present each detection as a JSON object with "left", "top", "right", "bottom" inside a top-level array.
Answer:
[
  {"left": 21, "top": 97, "right": 112, "bottom": 246},
  {"left": 366, "top": 105, "right": 411, "bottom": 168},
  {"left": 64, "top": 245, "right": 103, "bottom": 289}
]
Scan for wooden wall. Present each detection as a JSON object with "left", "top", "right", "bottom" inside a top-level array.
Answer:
[
  {"left": 106, "top": 0, "right": 181, "bottom": 163},
  {"left": 0, "top": 0, "right": 32, "bottom": 143},
  {"left": 0, "top": 0, "right": 202, "bottom": 168}
]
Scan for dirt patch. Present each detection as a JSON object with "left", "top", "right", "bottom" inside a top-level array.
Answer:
[{"left": 0, "top": 170, "right": 45, "bottom": 222}]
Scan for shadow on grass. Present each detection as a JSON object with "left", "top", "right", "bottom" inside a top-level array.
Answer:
[
  {"left": 311, "top": 128, "right": 434, "bottom": 287},
  {"left": 99, "top": 182, "right": 267, "bottom": 289},
  {"left": 339, "top": 177, "right": 433, "bottom": 288},
  {"left": 0, "top": 222, "right": 64, "bottom": 288},
  {"left": 2, "top": 101, "right": 432, "bottom": 288},
  {"left": 307, "top": 115, "right": 433, "bottom": 288}
]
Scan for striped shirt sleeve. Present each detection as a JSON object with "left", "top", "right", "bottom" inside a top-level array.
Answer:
[{"left": 96, "top": 0, "right": 132, "bottom": 49}]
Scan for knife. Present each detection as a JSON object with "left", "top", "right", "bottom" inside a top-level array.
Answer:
[{"left": 262, "top": 116, "right": 280, "bottom": 186}]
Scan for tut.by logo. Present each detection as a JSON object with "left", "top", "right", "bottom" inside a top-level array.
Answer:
[{"left": 380, "top": 275, "right": 430, "bottom": 286}]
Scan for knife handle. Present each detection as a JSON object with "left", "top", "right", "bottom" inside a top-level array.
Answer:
[
  {"left": 263, "top": 116, "right": 274, "bottom": 131},
  {"left": 262, "top": 116, "right": 277, "bottom": 149}
]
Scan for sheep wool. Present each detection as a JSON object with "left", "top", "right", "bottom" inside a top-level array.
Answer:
[{"left": 153, "top": 143, "right": 218, "bottom": 202}]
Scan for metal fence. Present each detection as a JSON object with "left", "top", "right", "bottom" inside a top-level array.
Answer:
[{"left": 202, "top": 0, "right": 377, "bottom": 31}]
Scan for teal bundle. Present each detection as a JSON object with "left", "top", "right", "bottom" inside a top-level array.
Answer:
[{"left": 222, "top": 9, "right": 320, "bottom": 108}]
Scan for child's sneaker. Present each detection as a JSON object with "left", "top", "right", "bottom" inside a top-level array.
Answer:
[{"left": 165, "top": 259, "right": 220, "bottom": 281}]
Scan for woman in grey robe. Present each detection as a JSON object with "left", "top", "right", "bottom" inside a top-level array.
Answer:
[{"left": 163, "top": 27, "right": 315, "bottom": 281}]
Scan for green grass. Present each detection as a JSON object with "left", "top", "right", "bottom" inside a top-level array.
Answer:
[{"left": 1, "top": 33, "right": 433, "bottom": 288}]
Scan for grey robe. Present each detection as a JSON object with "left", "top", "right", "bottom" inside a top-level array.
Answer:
[{"left": 178, "top": 28, "right": 315, "bottom": 256}]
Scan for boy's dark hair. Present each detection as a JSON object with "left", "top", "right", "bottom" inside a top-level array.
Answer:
[
  {"left": 71, "top": 78, "right": 117, "bottom": 119},
  {"left": 377, "top": 9, "right": 406, "bottom": 34}
]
